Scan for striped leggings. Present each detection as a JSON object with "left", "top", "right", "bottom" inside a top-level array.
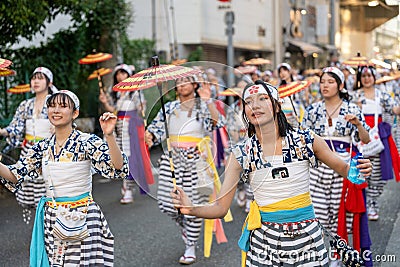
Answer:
[
  {"left": 365, "top": 156, "right": 386, "bottom": 210},
  {"left": 157, "top": 152, "right": 208, "bottom": 246}
]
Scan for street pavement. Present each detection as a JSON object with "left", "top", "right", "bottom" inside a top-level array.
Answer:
[{"left": 0, "top": 145, "right": 399, "bottom": 266}]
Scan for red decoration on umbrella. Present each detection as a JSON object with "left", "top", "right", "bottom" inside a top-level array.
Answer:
[
  {"left": 78, "top": 52, "right": 112, "bottom": 64},
  {"left": 0, "top": 58, "right": 12, "bottom": 68},
  {"left": 278, "top": 80, "right": 311, "bottom": 98},
  {"left": 0, "top": 68, "right": 16, "bottom": 77},
  {"left": 7, "top": 84, "right": 30, "bottom": 94},
  {"left": 113, "top": 56, "right": 201, "bottom": 198},
  {"left": 113, "top": 60, "right": 201, "bottom": 92},
  {"left": 87, "top": 68, "right": 112, "bottom": 80}
]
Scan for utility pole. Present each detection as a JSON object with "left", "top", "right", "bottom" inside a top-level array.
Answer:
[
  {"left": 225, "top": 11, "right": 235, "bottom": 88},
  {"left": 329, "top": 0, "right": 335, "bottom": 46}
]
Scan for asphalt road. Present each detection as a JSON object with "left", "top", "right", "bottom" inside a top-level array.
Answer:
[{"left": 0, "top": 146, "right": 399, "bottom": 266}]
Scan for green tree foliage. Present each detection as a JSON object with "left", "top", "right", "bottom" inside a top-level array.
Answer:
[{"left": 1, "top": 0, "right": 132, "bottom": 122}]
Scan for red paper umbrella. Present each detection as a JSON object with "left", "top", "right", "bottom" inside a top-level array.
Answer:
[
  {"left": 113, "top": 59, "right": 201, "bottom": 92},
  {"left": 0, "top": 58, "right": 12, "bottom": 68},
  {"left": 0, "top": 68, "right": 16, "bottom": 77},
  {"left": 278, "top": 80, "right": 311, "bottom": 98},
  {"left": 87, "top": 68, "right": 112, "bottom": 80},
  {"left": 7, "top": 84, "right": 30, "bottom": 94},
  {"left": 78, "top": 52, "right": 112, "bottom": 64},
  {"left": 218, "top": 87, "right": 243, "bottom": 97},
  {"left": 113, "top": 56, "right": 201, "bottom": 194}
]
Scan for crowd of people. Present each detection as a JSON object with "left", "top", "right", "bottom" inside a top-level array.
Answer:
[{"left": 1, "top": 58, "right": 400, "bottom": 266}]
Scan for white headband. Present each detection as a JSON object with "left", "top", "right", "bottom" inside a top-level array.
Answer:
[
  {"left": 56, "top": 90, "right": 80, "bottom": 110},
  {"left": 322, "top": 66, "right": 345, "bottom": 84},
  {"left": 33, "top": 67, "right": 53, "bottom": 83},
  {"left": 243, "top": 84, "right": 279, "bottom": 101},
  {"left": 113, "top": 64, "right": 133, "bottom": 76}
]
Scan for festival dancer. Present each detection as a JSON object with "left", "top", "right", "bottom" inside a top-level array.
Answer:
[
  {"left": 171, "top": 80, "right": 372, "bottom": 267},
  {"left": 0, "top": 67, "right": 57, "bottom": 223}
]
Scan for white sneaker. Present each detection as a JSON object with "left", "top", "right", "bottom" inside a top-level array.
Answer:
[{"left": 120, "top": 190, "right": 134, "bottom": 204}]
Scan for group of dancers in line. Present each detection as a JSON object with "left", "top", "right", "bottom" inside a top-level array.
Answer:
[{"left": 0, "top": 61, "right": 398, "bottom": 266}]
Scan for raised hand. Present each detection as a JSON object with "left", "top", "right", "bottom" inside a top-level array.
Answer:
[{"left": 99, "top": 112, "right": 117, "bottom": 135}]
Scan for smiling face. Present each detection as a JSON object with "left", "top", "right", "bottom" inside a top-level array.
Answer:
[
  {"left": 30, "top": 72, "right": 50, "bottom": 94},
  {"left": 360, "top": 71, "right": 375, "bottom": 88},
  {"left": 47, "top": 94, "right": 79, "bottom": 127}
]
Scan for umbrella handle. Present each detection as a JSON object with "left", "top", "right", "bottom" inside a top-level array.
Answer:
[{"left": 156, "top": 82, "right": 180, "bottom": 215}]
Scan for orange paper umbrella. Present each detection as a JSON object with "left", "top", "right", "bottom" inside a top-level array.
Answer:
[
  {"left": 171, "top": 58, "right": 188, "bottom": 65},
  {"left": 342, "top": 53, "right": 370, "bottom": 68},
  {"left": 87, "top": 68, "right": 112, "bottom": 80},
  {"left": 0, "top": 58, "right": 12, "bottom": 68},
  {"left": 218, "top": 87, "right": 243, "bottom": 97},
  {"left": 278, "top": 80, "right": 311, "bottom": 98},
  {"left": 375, "top": 75, "right": 396, "bottom": 84},
  {"left": 0, "top": 68, "right": 16, "bottom": 77},
  {"left": 78, "top": 52, "right": 112, "bottom": 64},
  {"left": 7, "top": 84, "right": 30, "bottom": 94},
  {"left": 243, "top": 58, "right": 271, "bottom": 66}
]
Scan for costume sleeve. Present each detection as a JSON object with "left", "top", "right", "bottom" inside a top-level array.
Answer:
[
  {"left": 297, "top": 129, "right": 318, "bottom": 168},
  {"left": 301, "top": 104, "right": 315, "bottom": 130},
  {"left": 380, "top": 90, "right": 396, "bottom": 114},
  {"left": 351, "top": 104, "right": 370, "bottom": 142},
  {"left": 200, "top": 101, "right": 226, "bottom": 132},
  {"left": 146, "top": 102, "right": 175, "bottom": 146},
  {"left": 5, "top": 100, "right": 29, "bottom": 147},
  {"left": 1, "top": 141, "right": 44, "bottom": 193},
  {"left": 85, "top": 134, "right": 129, "bottom": 179}
]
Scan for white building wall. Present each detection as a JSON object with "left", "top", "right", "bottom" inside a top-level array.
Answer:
[{"left": 127, "top": 0, "right": 276, "bottom": 56}]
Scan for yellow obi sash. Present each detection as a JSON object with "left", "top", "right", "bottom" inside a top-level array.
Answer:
[
  {"left": 239, "top": 192, "right": 315, "bottom": 266},
  {"left": 46, "top": 195, "right": 92, "bottom": 210},
  {"left": 169, "top": 135, "right": 233, "bottom": 257},
  {"left": 25, "top": 133, "right": 45, "bottom": 143}
]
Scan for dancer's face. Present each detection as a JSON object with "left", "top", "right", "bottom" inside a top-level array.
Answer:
[
  {"left": 176, "top": 78, "right": 196, "bottom": 98},
  {"left": 244, "top": 93, "right": 274, "bottom": 127},
  {"left": 116, "top": 70, "right": 129, "bottom": 83},
  {"left": 320, "top": 73, "right": 340, "bottom": 99},
  {"left": 361, "top": 71, "right": 375, "bottom": 88},
  {"left": 31, "top": 73, "right": 50, "bottom": 94},
  {"left": 47, "top": 95, "right": 78, "bottom": 127}
]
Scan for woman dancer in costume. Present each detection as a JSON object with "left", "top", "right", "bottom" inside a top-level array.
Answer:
[
  {"left": 302, "top": 67, "right": 371, "bottom": 266},
  {"left": 171, "top": 80, "right": 372, "bottom": 267},
  {"left": 353, "top": 65, "right": 400, "bottom": 221},
  {"left": 0, "top": 67, "right": 57, "bottom": 223},
  {"left": 99, "top": 63, "right": 153, "bottom": 204},
  {"left": 0, "top": 90, "right": 129, "bottom": 266},
  {"left": 145, "top": 76, "right": 229, "bottom": 265}
]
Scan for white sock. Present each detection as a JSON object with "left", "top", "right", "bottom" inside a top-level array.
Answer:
[{"left": 184, "top": 245, "right": 196, "bottom": 258}]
